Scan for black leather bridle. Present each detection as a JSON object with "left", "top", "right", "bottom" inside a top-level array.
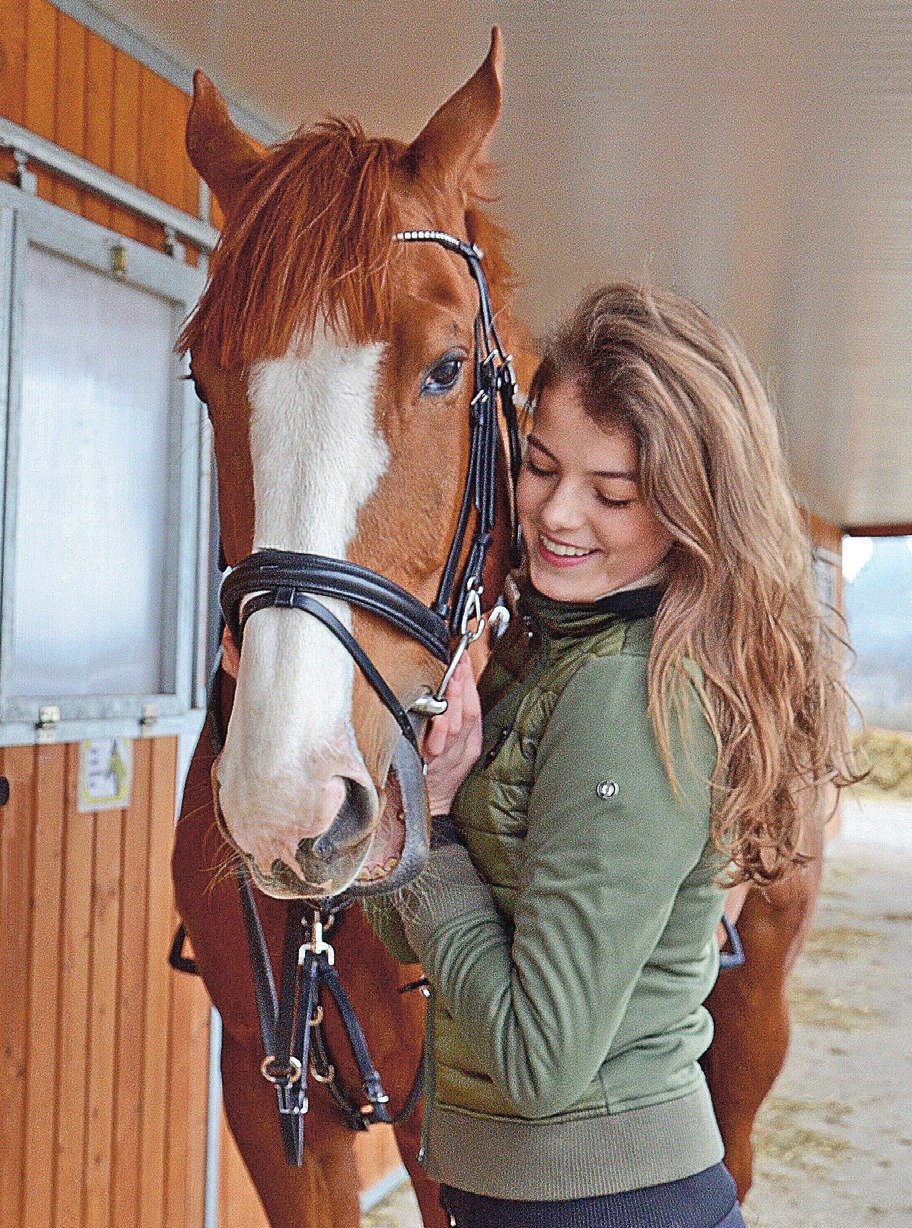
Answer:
[
  {"left": 194, "top": 230, "right": 523, "bottom": 1165},
  {"left": 220, "top": 229, "right": 522, "bottom": 769}
]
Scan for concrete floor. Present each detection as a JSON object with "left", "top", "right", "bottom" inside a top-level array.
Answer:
[{"left": 363, "top": 815, "right": 912, "bottom": 1227}]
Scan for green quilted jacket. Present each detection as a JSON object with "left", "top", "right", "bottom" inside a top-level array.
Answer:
[{"left": 367, "top": 580, "right": 726, "bottom": 1200}]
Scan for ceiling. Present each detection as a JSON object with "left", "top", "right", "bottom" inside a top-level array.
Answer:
[{"left": 90, "top": 0, "right": 912, "bottom": 529}]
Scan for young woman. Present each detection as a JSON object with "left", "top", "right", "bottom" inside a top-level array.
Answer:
[{"left": 370, "top": 283, "right": 857, "bottom": 1228}]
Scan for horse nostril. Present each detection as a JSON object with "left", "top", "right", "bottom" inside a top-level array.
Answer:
[{"left": 306, "top": 778, "right": 375, "bottom": 862}]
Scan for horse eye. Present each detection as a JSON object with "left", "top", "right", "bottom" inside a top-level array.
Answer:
[{"left": 421, "top": 352, "right": 464, "bottom": 397}]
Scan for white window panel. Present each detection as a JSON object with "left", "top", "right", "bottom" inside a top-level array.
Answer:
[
  {"left": 0, "top": 181, "right": 209, "bottom": 743},
  {"left": 11, "top": 244, "right": 174, "bottom": 697}
]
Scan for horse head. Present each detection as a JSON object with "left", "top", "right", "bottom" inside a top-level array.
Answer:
[{"left": 182, "top": 30, "right": 519, "bottom": 900}]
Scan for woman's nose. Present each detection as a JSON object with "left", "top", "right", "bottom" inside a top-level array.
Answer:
[{"left": 540, "top": 480, "right": 583, "bottom": 531}]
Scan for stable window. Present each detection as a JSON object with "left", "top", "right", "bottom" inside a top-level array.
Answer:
[{"left": 0, "top": 183, "right": 208, "bottom": 744}]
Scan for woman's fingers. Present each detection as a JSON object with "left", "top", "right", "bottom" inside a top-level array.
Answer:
[
  {"left": 421, "top": 656, "right": 483, "bottom": 814},
  {"left": 447, "top": 659, "right": 465, "bottom": 736},
  {"left": 422, "top": 656, "right": 478, "bottom": 762},
  {"left": 423, "top": 706, "right": 451, "bottom": 758}
]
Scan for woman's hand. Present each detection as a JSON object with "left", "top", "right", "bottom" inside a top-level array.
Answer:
[{"left": 423, "top": 655, "right": 483, "bottom": 816}]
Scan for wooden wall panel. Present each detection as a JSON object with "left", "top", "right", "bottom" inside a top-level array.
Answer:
[
  {"left": 0, "top": 0, "right": 27, "bottom": 125},
  {"left": 1, "top": 0, "right": 201, "bottom": 254},
  {"left": 54, "top": 747, "right": 95, "bottom": 1228},
  {"left": 110, "top": 738, "right": 152, "bottom": 1228},
  {"left": 138, "top": 740, "right": 180, "bottom": 1228},
  {"left": 21, "top": 744, "right": 66, "bottom": 1228},
  {"left": 83, "top": 807, "right": 123, "bottom": 1228},
  {"left": 54, "top": 9, "right": 87, "bottom": 214},
  {"left": 0, "top": 737, "right": 208, "bottom": 1228},
  {"left": 0, "top": 745, "right": 36, "bottom": 1228},
  {"left": 0, "top": 4, "right": 402, "bottom": 1220},
  {"left": 83, "top": 32, "right": 114, "bottom": 230},
  {"left": 164, "top": 957, "right": 211, "bottom": 1228}
]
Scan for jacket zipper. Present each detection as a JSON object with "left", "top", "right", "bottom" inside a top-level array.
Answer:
[{"left": 417, "top": 986, "right": 436, "bottom": 1165}]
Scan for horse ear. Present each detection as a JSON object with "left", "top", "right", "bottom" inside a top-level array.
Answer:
[
  {"left": 405, "top": 27, "right": 503, "bottom": 185},
  {"left": 186, "top": 71, "right": 264, "bottom": 216}
]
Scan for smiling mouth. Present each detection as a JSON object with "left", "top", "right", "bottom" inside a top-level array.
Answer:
[{"left": 538, "top": 532, "right": 597, "bottom": 562}]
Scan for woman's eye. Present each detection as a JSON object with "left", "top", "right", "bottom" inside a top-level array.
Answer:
[
  {"left": 525, "top": 458, "right": 556, "bottom": 478},
  {"left": 596, "top": 493, "right": 634, "bottom": 508},
  {"left": 421, "top": 353, "right": 464, "bottom": 396}
]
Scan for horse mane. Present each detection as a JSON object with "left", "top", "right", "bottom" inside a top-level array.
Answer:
[{"left": 180, "top": 118, "right": 518, "bottom": 367}]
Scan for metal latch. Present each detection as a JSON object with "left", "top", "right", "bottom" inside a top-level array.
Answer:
[
  {"left": 36, "top": 705, "right": 60, "bottom": 743},
  {"left": 12, "top": 149, "right": 38, "bottom": 194},
  {"left": 110, "top": 242, "right": 128, "bottom": 279},
  {"left": 139, "top": 703, "right": 157, "bottom": 732}
]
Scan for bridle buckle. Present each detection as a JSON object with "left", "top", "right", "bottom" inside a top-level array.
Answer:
[
  {"left": 432, "top": 579, "right": 486, "bottom": 706},
  {"left": 300, "top": 911, "right": 335, "bottom": 966}
]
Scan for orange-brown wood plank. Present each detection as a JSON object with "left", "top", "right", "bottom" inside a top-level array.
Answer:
[
  {"left": 139, "top": 71, "right": 190, "bottom": 215},
  {"left": 83, "top": 805, "right": 124, "bottom": 1228},
  {"left": 110, "top": 46, "right": 142, "bottom": 242},
  {"left": 183, "top": 980, "right": 212, "bottom": 1226},
  {"left": 0, "top": 746, "right": 37, "bottom": 1228},
  {"left": 20, "top": 743, "right": 66, "bottom": 1228},
  {"left": 134, "top": 64, "right": 167, "bottom": 249},
  {"left": 53, "top": 8, "right": 86, "bottom": 214},
  {"left": 83, "top": 30, "right": 115, "bottom": 229},
  {"left": 137, "top": 736, "right": 179, "bottom": 1227},
  {"left": 110, "top": 737, "right": 152, "bottom": 1228},
  {"left": 0, "top": 0, "right": 27, "bottom": 124},
  {"left": 53, "top": 745, "right": 95, "bottom": 1228},
  {"left": 164, "top": 934, "right": 210, "bottom": 1228},
  {"left": 24, "top": 0, "right": 57, "bottom": 202},
  {"left": 24, "top": 0, "right": 55, "bottom": 137}
]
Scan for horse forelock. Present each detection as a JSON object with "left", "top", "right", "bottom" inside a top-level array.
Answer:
[
  {"left": 180, "top": 119, "right": 403, "bottom": 366},
  {"left": 178, "top": 118, "right": 517, "bottom": 368}
]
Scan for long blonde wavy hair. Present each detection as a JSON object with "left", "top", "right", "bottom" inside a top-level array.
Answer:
[{"left": 529, "top": 283, "right": 860, "bottom": 885}]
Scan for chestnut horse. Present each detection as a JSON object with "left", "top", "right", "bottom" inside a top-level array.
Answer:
[{"left": 172, "top": 30, "right": 822, "bottom": 1227}]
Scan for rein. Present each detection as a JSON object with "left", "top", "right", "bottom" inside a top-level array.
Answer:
[{"left": 183, "top": 231, "right": 522, "bottom": 1165}]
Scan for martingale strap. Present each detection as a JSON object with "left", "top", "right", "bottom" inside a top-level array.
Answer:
[{"left": 238, "top": 870, "right": 424, "bottom": 1166}]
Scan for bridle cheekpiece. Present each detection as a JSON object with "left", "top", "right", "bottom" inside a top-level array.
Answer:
[{"left": 218, "top": 230, "right": 522, "bottom": 761}]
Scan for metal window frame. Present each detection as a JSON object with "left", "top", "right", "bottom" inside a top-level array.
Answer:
[{"left": 0, "top": 180, "right": 209, "bottom": 746}]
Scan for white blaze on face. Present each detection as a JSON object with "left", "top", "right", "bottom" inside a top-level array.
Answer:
[{"left": 216, "top": 330, "right": 388, "bottom": 865}]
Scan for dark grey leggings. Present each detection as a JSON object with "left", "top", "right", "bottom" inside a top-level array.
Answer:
[{"left": 440, "top": 1163, "right": 746, "bottom": 1228}]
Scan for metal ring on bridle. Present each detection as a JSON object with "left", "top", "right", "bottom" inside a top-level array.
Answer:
[{"left": 261, "top": 1055, "right": 303, "bottom": 1085}]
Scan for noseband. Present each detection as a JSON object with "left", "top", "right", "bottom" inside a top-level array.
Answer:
[{"left": 219, "top": 230, "right": 522, "bottom": 770}]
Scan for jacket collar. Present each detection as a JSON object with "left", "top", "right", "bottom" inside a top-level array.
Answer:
[{"left": 516, "top": 568, "right": 664, "bottom": 637}]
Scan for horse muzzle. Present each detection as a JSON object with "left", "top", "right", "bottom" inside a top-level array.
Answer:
[{"left": 211, "top": 730, "right": 429, "bottom": 900}]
